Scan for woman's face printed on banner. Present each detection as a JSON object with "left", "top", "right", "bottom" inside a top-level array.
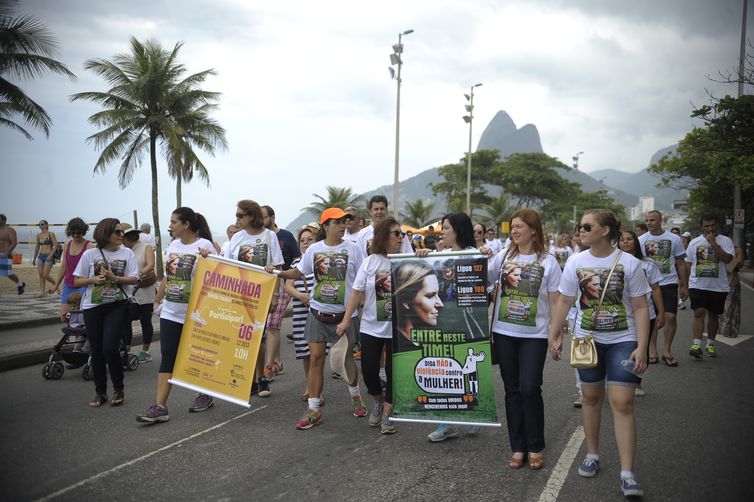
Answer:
[{"left": 412, "top": 274, "right": 443, "bottom": 326}]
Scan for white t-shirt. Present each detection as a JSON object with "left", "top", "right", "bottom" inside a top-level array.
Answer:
[
  {"left": 638, "top": 230, "right": 686, "bottom": 286},
  {"left": 485, "top": 238, "right": 503, "bottom": 255},
  {"left": 161, "top": 238, "right": 216, "bottom": 324},
  {"left": 685, "top": 234, "right": 735, "bottom": 293},
  {"left": 73, "top": 246, "right": 138, "bottom": 310},
  {"left": 356, "top": 224, "right": 412, "bottom": 263},
  {"left": 353, "top": 254, "right": 392, "bottom": 338},
  {"left": 559, "top": 249, "right": 650, "bottom": 344},
  {"left": 640, "top": 259, "right": 662, "bottom": 320},
  {"left": 296, "top": 240, "right": 361, "bottom": 314},
  {"left": 488, "top": 249, "right": 562, "bottom": 339},
  {"left": 550, "top": 246, "right": 573, "bottom": 270},
  {"left": 139, "top": 232, "right": 155, "bottom": 247},
  {"left": 226, "top": 228, "right": 284, "bottom": 268},
  {"left": 220, "top": 240, "right": 231, "bottom": 258},
  {"left": 344, "top": 230, "right": 360, "bottom": 245}
]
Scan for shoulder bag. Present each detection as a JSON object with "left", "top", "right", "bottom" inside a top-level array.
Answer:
[
  {"left": 570, "top": 250, "right": 622, "bottom": 369},
  {"left": 98, "top": 248, "right": 141, "bottom": 321}
]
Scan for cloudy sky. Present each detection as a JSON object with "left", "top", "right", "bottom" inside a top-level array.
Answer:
[{"left": 3, "top": 0, "right": 752, "bottom": 234}]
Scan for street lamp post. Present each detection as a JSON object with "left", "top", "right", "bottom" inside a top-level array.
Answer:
[
  {"left": 389, "top": 29, "right": 414, "bottom": 219},
  {"left": 463, "top": 83, "right": 482, "bottom": 214}
]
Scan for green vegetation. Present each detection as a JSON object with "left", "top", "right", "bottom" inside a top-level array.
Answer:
[
  {"left": 71, "top": 37, "right": 227, "bottom": 277},
  {"left": 0, "top": 0, "right": 76, "bottom": 139},
  {"left": 308, "top": 186, "right": 362, "bottom": 214}
]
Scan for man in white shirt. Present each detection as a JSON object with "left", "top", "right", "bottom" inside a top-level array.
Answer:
[
  {"left": 684, "top": 215, "right": 734, "bottom": 359},
  {"left": 355, "top": 195, "right": 412, "bottom": 262},
  {"left": 138, "top": 223, "right": 156, "bottom": 247},
  {"left": 484, "top": 227, "right": 503, "bottom": 254},
  {"left": 638, "top": 210, "right": 688, "bottom": 366},
  {"left": 343, "top": 206, "right": 362, "bottom": 244}
]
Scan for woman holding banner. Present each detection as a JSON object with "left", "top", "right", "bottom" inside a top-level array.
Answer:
[
  {"left": 269, "top": 208, "right": 366, "bottom": 430},
  {"left": 337, "top": 217, "right": 404, "bottom": 434},
  {"left": 414, "top": 212, "right": 486, "bottom": 442},
  {"left": 548, "top": 209, "right": 650, "bottom": 498},
  {"left": 226, "top": 200, "right": 284, "bottom": 398},
  {"left": 487, "top": 208, "right": 562, "bottom": 470},
  {"left": 137, "top": 207, "right": 217, "bottom": 424}
]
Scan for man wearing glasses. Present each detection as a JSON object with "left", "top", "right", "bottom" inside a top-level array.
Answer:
[{"left": 0, "top": 214, "right": 26, "bottom": 294}]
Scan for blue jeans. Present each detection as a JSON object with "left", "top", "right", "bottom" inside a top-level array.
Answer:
[
  {"left": 577, "top": 340, "right": 639, "bottom": 387},
  {"left": 493, "top": 333, "right": 548, "bottom": 453}
]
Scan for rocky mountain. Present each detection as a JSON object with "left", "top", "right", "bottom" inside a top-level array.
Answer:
[{"left": 284, "top": 114, "right": 685, "bottom": 230}]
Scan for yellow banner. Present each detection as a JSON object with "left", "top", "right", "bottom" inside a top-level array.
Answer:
[{"left": 169, "top": 255, "right": 276, "bottom": 407}]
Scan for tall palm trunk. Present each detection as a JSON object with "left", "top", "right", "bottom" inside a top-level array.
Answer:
[
  {"left": 176, "top": 169, "right": 182, "bottom": 208},
  {"left": 150, "top": 130, "right": 164, "bottom": 279}
]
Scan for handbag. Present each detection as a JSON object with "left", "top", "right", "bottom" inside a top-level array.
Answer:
[
  {"left": 309, "top": 308, "right": 345, "bottom": 325},
  {"left": 488, "top": 247, "right": 511, "bottom": 366},
  {"left": 570, "top": 250, "right": 623, "bottom": 369},
  {"left": 98, "top": 248, "right": 141, "bottom": 321},
  {"left": 138, "top": 268, "right": 157, "bottom": 288}
]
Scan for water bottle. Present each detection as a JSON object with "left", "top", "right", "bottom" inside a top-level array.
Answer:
[{"left": 621, "top": 359, "right": 643, "bottom": 377}]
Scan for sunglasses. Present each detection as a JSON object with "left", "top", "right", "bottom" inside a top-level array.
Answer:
[
  {"left": 113, "top": 229, "right": 124, "bottom": 236},
  {"left": 577, "top": 223, "right": 593, "bottom": 232},
  {"left": 392, "top": 230, "right": 406, "bottom": 238},
  {"left": 235, "top": 212, "right": 247, "bottom": 219},
  {"left": 474, "top": 230, "right": 483, "bottom": 234}
]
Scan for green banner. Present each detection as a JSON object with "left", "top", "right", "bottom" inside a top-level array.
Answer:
[{"left": 390, "top": 253, "right": 499, "bottom": 425}]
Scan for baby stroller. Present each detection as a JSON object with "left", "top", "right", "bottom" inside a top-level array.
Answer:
[{"left": 42, "top": 310, "right": 139, "bottom": 380}]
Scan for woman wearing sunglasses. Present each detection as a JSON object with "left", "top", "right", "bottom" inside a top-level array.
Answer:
[
  {"left": 33, "top": 220, "right": 58, "bottom": 297},
  {"left": 73, "top": 218, "right": 139, "bottom": 408},
  {"left": 50, "top": 217, "right": 94, "bottom": 321},
  {"left": 337, "top": 217, "right": 404, "bottom": 434},
  {"left": 548, "top": 210, "right": 651, "bottom": 497}
]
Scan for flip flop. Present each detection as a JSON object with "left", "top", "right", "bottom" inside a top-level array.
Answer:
[
  {"left": 648, "top": 356, "right": 659, "bottom": 364},
  {"left": 661, "top": 355, "right": 678, "bottom": 367}
]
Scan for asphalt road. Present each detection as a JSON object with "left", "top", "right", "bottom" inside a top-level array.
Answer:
[{"left": 1, "top": 285, "right": 753, "bottom": 501}]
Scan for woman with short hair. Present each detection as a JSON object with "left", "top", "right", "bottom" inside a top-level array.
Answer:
[{"left": 73, "top": 218, "right": 138, "bottom": 407}]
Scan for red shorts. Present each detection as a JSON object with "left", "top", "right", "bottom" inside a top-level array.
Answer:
[{"left": 266, "top": 291, "right": 291, "bottom": 330}]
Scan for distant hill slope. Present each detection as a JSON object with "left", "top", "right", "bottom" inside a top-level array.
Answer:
[{"left": 284, "top": 117, "right": 687, "bottom": 230}]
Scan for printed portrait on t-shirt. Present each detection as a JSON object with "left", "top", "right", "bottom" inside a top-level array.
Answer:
[
  {"left": 313, "top": 250, "right": 349, "bottom": 305},
  {"left": 165, "top": 252, "right": 197, "bottom": 303},
  {"left": 695, "top": 245, "right": 719, "bottom": 278},
  {"left": 92, "top": 258, "right": 126, "bottom": 304},
  {"left": 497, "top": 260, "right": 543, "bottom": 327},
  {"left": 238, "top": 239, "right": 269, "bottom": 267},
  {"left": 577, "top": 265, "right": 627, "bottom": 332},
  {"left": 644, "top": 239, "right": 672, "bottom": 274},
  {"left": 374, "top": 268, "right": 392, "bottom": 322},
  {"left": 553, "top": 250, "right": 569, "bottom": 268}
]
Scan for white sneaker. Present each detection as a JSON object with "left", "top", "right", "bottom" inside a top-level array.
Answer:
[{"left": 189, "top": 311, "right": 207, "bottom": 326}]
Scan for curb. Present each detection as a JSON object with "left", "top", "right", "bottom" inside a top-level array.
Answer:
[
  {"left": 0, "top": 316, "right": 61, "bottom": 331},
  {"left": 0, "top": 332, "right": 161, "bottom": 373}
]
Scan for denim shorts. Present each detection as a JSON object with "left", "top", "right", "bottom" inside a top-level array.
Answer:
[
  {"left": 36, "top": 253, "right": 54, "bottom": 267},
  {"left": 577, "top": 340, "right": 639, "bottom": 387},
  {"left": 61, "top": 284, "right": 87, "bottom": 304}
]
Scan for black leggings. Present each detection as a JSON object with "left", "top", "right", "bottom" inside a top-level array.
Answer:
[
  {"left": 124, "top": 303, "right": 154, "bottom": 346},
  {"left": 159, "top": 318, "right": 184, "bottom": 373},
  {"left": 83, "top": 302, "right": 128, "bottom": 396},
  {"left": 359, "top": 333, "right": 393, "bottom": 404}
]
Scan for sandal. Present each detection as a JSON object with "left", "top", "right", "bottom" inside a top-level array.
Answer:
[
  {"left": 661, "top": 355, "right": 678, "bottom": 367},
  {"left": 111, "top": 390, "right": 124, "bottom": 407},
  {"left": 507, "top": 454, "right": 526, "bottom": 469},
  {"left": 89, "top": 394, "right": 108, "bottom": 407},
  {"left": 648, "top": 356, "right": 659, "bottom": 364},
  {"left": 528, "top": 454, "right": 544, "bottom": 470}
]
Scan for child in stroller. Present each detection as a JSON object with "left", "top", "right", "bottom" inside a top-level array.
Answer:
[{"left": 43, "top": 292, "right": 139, "bottom": 380}]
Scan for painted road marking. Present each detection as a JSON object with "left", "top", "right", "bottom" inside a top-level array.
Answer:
[
  {"left": 537, "top": 425, "right": 585, "bottom": 502},
  {"left": 36, "top": 405, "right": 269, "bottom": 501}
]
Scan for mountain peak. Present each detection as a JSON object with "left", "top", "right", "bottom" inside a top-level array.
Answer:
[{"left": 476, "top": 110, "right": 543, "bottom": 157}]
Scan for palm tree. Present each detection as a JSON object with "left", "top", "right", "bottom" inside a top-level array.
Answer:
[
  {"left": 0, "top": 1, "right": 76, "bottom": 139},
  {"left": 480, "top": 193, "right": 510, "bottom": 229},
  {"left": 71, "top": 37, "right": 226, "bottom": 277},
  {"left": 164, "top": 96, "right": 228, "bottom": 207},
  {"left": 307, "top": 186, "right": 362, "bottom": 214},
  {"left": 401, "top": 198, "right": 435, "bottom": 228}
]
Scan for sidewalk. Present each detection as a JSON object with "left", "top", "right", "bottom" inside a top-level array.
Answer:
[{"left": 0, "top": 294, "right": 60, "bottom": 330}]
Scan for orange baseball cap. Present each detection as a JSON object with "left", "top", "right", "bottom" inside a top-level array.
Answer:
[{"left": 320, "top": 207, "right": 353, "bottom": 224}]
